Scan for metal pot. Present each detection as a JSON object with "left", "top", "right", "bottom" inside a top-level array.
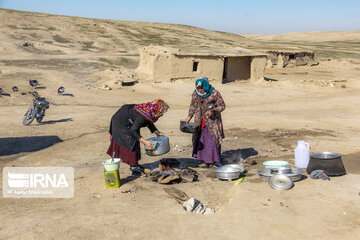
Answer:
[
  {"left": 180, "top": 120, "right": 199, "bottom": 133},
  {"left": 269, "top": 167, "right": 292, "bottom": 175},
  {"left": 215, "top": 164, "right": 245, "bottom": 181},
  {"left": 307, "top": 152, "right": 346, "bottom": 176},
  {"left": 145, "top": 135, "right": 170, "bottom": 156}
]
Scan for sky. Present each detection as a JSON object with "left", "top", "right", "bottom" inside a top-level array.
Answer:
[{"left": 0, "top": 0, "right": 359, "bottom": 34}]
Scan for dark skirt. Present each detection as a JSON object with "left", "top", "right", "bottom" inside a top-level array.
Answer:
[
  {"left": 107, "top": 139, "right": 141, "bottom": 167},
  {"left": 192, "top": 127, "right": 221, "bottom": 164}
]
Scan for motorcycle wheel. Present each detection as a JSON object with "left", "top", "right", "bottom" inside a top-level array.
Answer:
[{"left": 23, "top": 107, "right": 35, "bottom": 126}]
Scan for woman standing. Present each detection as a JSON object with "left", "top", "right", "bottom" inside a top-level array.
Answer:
[
  {"left": 185, "top": 77, "right": 226, "bottom": 167},
  {"left": 107, "top": 99, "right": 169, "bottom": 174}
]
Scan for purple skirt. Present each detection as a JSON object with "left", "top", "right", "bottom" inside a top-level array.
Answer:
[{"left": 192, "top": 127, "right": 221, "bottom": 164}]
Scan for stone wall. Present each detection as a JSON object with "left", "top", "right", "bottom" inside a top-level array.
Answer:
[{"left": 265, "top": 51, "right": 319, "bottom": 68}]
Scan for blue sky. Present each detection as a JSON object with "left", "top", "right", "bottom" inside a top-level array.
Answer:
[{"left": 0, "top": 0, "right": 359, "bottom": 34}]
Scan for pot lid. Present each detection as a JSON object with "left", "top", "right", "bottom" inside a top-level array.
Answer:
[{"left": 268, "top": 175, "right": 294, "bottom": 190}]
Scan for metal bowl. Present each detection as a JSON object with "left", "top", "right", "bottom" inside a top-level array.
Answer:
[
  {"left": 257, "top": 167, "right": 304, "bottom": 182},
  {"left": 269, "top": 167, "right": 292, "bottom": 175},
  {"left": 215, "top": 164, "right": 245, "bottom": 181}
]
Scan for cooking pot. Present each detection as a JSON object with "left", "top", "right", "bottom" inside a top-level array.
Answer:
[
  {"left": 180, "top": 120, "right": 199, "bottom": 133},
  {"left": 307, "top": 152, "right": 346, "bottom": 176},
  {"left": 215, "top": 164, "right": 245, "bottom": 181},
  {"left": 145, "top": 135, "right": 170, "bottom": 156},
  {"left": 269, "top": 167, "right": 292, "bottom": 175}
]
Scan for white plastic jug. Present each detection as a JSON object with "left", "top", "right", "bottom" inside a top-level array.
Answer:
[{"left": 295, "top": 140, "right": 310, "bottom": 168}]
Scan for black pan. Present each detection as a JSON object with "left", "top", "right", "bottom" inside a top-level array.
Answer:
[{"left": 307, "top": 152, "right": 346, "bottom": 176}]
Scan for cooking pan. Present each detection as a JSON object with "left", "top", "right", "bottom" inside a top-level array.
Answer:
[
  {"left": 307, "top": 152, "right": 346, "bottom": 176},
  {"left": 145, "top": 135, "right": 170, "bottom": 156},
  {"left": 180, "top": 120, "right": 199, "bottom": 133}
]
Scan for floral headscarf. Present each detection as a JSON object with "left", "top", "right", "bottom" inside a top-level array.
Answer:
[
  {"left": 133, "top": 99, "right": 169, "bottom": 123},
  {"left": 195, "top": 77, "right": 214, "bottom": 98}
]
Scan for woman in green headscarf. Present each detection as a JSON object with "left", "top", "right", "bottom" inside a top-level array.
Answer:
[{"left": 185, "top": 77, "right": 226, "bottom": 167}]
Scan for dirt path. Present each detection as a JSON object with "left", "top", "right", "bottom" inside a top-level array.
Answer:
[{"left": 1, "top": 60, "right": 360, "bottom": 239}]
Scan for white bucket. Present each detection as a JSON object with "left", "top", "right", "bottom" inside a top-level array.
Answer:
[{"left": 102, "top": 158, "right": 121, "bottom": 171}]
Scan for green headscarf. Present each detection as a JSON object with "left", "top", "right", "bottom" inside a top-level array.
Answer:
[{"left": 195, "top": 77, "right": 214, "bottom": 98}]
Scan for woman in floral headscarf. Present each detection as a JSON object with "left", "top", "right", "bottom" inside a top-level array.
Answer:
[
  {"left": 107, "top": 99, "right": 169, "bottom": 174},
  {"left": 185, "top": 77, "right": 226, "bottom": 167}
]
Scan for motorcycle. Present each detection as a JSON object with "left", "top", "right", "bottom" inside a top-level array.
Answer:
[{"left": 23, "top": 93, "right": 50, "bottom": 126}]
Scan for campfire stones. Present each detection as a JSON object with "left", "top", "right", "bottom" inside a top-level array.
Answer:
[
  {"left": 180, "top": 169, "right": 198, "bottom": 183},
  {"left": 158, "top": 174, "right": 181, "bottom": 184},
  {"left": 164, "top": 187, "right": 190, "bottom": 203},
  {"left": 149, "top": 167, "right": 199, "bottom": 184}
]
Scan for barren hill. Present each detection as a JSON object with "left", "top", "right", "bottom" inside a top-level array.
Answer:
[
  {"left": 0, "top": 8, "right": 261, "bottom": 69},
  {"left": 240, "top": 31, "right": 360, "bottom": 59},
  {"left": 241, "top": 31, "right": 360, "bottom": 42}
]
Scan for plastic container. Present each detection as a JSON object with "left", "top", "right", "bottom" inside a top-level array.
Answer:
[
  {"left": 263, "top": 160, "right": 289, "bottom": 168},
  {"left": 102, "top": 158, "right": 121, "bottom": 171},
  {"left": 294, "top": 140, "right": 310, "bottom": 168}
]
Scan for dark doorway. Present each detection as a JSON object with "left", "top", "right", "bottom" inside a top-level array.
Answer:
[
  {"left": 222, "top": 57, "right": 251, "bottom": 83},
  {"left": 222, "top": 57, "right": 228, "bottom": 82}
]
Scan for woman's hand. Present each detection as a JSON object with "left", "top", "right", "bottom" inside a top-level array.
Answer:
[
  {"left": 205, "top": 110, "right": 213, "bottom": 117},
  {"left": 185, "top": 116, "right": 192, "bottom": 123},
  {"left": 154, "top": 130, "right": 163, "bottom": 136},
  {"left": 144, "top": 140, "right": 154, "bottom": 150},
  {"left": 140, "top": 137, "right": 154, "bottom": 150}
]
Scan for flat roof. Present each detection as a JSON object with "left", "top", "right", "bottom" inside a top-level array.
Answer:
[{"left": 141, "top": 46, "right": 267, "bottom": 57}]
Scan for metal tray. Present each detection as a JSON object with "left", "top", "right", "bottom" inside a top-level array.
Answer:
[{"left": 257, "top": 167, "right": 304, "bottom": 182}]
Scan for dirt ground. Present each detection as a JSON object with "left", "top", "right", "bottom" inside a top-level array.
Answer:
[{"left": 1, "top": 9, "right": 360, "bottom": 240}]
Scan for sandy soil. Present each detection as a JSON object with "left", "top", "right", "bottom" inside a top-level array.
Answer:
[{"left": 1, "top": 9, "right": 360, "bottom": 240}]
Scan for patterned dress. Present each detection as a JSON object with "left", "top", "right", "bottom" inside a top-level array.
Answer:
[{"left": 188, "top": 89, "right": 226, "bottom": 163}]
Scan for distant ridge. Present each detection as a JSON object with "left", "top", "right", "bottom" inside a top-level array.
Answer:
[{"left": 240, "top": 31, "right": 360, "bottom": 42}]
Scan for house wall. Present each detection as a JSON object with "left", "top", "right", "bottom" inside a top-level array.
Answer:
[
  {"left": 250, "top": 56, "right": 267, "bottom": 81},
  {"left": 225, "top": 57, "right": 251, "bottom": 82},
  {"left": 136, "top": 48, "right": 171, "bottom": 81},
  {"left": 169, "top": 56, "right": 224, "bottom": 82},
  {"left": 137, "top": 47, "right": 267, "bottom": 83}
]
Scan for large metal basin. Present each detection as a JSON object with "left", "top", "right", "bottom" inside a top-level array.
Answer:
[
  {"left": 145, "top": 136, "right": 170, "bottom": 156},
  {"left": 215, "top": 164, "right": 245, "bottom": 181},
  {"left": 257, "top": 168, "right": 304, "bottom": 182}
]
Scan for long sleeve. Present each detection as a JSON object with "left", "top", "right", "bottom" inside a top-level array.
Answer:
[
  {"left": 213, "top": 91, "right": 226, "bottom": 113},
  {"left": 147, "top": 122, "right": 158, "bottom": 133},
  {"left": 129, "top": 117, "right": 145, "bottom": 140},
  {"left": 188, "top": 91, "right": 198, "bottom": 118}
]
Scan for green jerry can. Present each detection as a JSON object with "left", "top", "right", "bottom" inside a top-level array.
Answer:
[{"left": 104, "top": 170, "right": 120, "bottom": 188}]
